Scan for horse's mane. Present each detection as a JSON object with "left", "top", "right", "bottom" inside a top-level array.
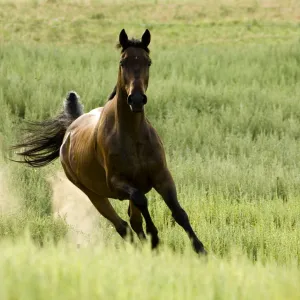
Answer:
[{"left": 116, "top": 38, "right": 150, "bottom": 53}]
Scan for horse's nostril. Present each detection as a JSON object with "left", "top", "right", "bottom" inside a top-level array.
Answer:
[
  {"left": 128, "top": 93, "right": 147, "bottom": 107},
  {"left": 142, "top": 95, "right": 147, "bottom": 104},
  {"left": 127, "top": 95, "right": 133, "bottom": 105}
]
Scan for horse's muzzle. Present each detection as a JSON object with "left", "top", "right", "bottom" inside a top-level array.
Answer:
[{"left": 127, "top": 93, "right": 147, "bottom": 113}]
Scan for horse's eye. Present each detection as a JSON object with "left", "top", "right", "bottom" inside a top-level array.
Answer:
[
  {"left": 120, "top": 60, "right": 124, "bottom": 67},
  {"left": 148, "top": 61, "right": 152, "bottom": 67}
]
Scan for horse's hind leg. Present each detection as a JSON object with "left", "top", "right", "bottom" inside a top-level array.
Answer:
[
  {"left": 60, "top": 153, "right": 132, "bottom": 241},
  {"left": 127, "top": 200, "right": 146, "bottom": 240},
  {"left": 85, "top": 190, "right": 133, "bottom": 240}
]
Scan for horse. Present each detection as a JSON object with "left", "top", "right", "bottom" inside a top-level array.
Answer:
[{"left": 12, "top": 29, "right": 207, "bottom": 255}]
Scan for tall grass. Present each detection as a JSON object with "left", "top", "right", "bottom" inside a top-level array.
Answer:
[
  {"left": 2, "top": 39, "right": 300, "bottom": 261},
  {"left": 2, "top": 40, "right": 300, "bottom": 200},
  {"left": 0, "top": 236, "right": 300, "bottom": 300}
]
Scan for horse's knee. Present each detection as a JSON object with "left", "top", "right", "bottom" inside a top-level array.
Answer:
[{"left": 130, "top": 190, "right": 147, "bottom": 208}]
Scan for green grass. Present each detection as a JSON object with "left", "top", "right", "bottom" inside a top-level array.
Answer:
[
  {"left": 0, "top": 212, "right": 67, "bottom": 245},
  {"left": 1, "top": 0, "right": 300, "bottom": 298},
  {"left": 1, "top": 236, "right": 300, "bottom": 300}
]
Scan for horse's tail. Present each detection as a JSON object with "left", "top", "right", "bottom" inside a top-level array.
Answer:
[{"left": 11, "top": 91, "right": 84, "bottom": 168}]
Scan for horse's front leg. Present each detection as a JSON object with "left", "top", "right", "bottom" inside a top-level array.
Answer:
[
  {"left": 110, "top": 176, "right": 159, "bottom": 249},
  {"left": 153, "top": 169, "right": 207, "bottom": 255}
]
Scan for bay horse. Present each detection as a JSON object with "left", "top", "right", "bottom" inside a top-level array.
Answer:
[{"left": 12, "top": 29, "right": 206, "bottom": 254}]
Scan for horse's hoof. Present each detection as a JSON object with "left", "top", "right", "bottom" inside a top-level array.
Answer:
[
  {"left": 193, "top": 240, "right": 207, "bottom": 255},
  {"left": 200, "top": 248, "right": 208, "bottom": 255}
]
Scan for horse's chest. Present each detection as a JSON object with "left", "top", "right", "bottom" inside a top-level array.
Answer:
[
  {"left": 115, "top": 146, "right": 149, "bottom": 174},
  {"left": 108, "top": 142, "right": 153, "bottom": 185}
]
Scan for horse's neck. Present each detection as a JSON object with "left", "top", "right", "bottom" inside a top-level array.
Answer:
[{"left": 113, "top": 93, "right": 145, "bottom": 139}]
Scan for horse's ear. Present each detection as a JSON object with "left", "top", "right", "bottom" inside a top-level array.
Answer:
[
  {"left": 141, "top": 29, "right": 151, "bottom": 47},
  {"left": 119, "top": 29, "right": 128, "bottom": 48}
]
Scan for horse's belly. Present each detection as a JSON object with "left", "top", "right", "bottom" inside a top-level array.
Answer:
[{"left": 60, "top": 128, "right": 113, "bottom": 198}]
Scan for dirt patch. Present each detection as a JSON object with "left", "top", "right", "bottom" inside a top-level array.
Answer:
[{"left": 49, "top": 171, "right": 102, "bottom": 246}]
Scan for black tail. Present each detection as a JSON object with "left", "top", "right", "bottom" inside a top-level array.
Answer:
[{"left": 11, "top": 91, "right": 84, "bottom": 168}]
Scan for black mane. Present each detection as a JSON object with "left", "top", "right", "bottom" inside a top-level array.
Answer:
[
  {"left": 117, "top": 38, "right": 150, "bottom": 53},
  {"left": 107, "top": 85, "right": 116, "bottom": 100}
]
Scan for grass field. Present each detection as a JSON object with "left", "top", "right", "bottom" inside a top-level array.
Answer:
[{"left": 1, "top": 0, "right": 300, "bottom": 299}]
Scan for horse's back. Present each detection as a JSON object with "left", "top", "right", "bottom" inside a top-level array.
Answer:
[
  {"left": 67, "top": 107, "right": 103, "bottom": 132},
  {"left": 88, "top": 107, "right": 103, "bottom": 118}
]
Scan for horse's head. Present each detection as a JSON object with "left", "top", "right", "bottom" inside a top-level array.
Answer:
[{"left": 117, "top": 29, "right": 152, "bottom": 113}]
